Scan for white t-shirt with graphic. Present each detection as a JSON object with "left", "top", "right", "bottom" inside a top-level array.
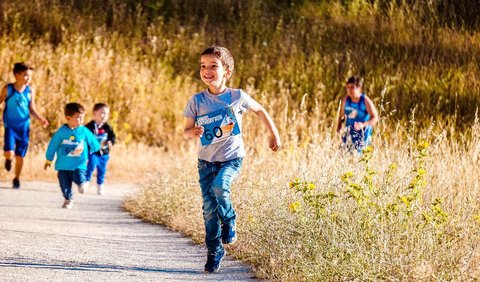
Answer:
[{"left": 184, "top": 88, "right": 257, "bottom": 162}]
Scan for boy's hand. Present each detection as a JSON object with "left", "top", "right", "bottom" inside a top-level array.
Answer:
[
  {"left": 44, "top": 160, "right": 51, "bottom": 170},
  {"left": 192, "top": 126, "right": 204, "bottom": 138},
  {"left": 40, "top": 117, "right": 49, "bottom": 128},
  {"left": 354, "top": 121, "right": 365, "bottom": 131},
  {"left": 269, "top": 135, "right": 281, "bottom": 152}
]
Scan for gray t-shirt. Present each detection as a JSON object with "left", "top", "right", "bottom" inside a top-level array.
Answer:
[{"left": 184, "top": 88, "right": 257, "bottom": 162}]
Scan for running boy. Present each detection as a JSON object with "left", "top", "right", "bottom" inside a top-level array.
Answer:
[
  {"left": 0, "top": 62, "right": 49, "bottom": 188},
  {"left": 183, "top": 46, "right": 281, "bottom": 273},
  {"left": 85, "top": 103, "right": 116, "bottom": 195},
  {"left": 44, "top": 103, "right": 100, "bottom": 209},
  {"left": 336, "top": 76, "right": 379, "bottom": 152}
]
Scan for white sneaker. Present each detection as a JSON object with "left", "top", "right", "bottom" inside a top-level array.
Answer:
[
  {"left": 97, "top": 184, "right": 105, "bottom": 195},
  {"left": 62, "top": 199, "right": 74, "bottom": 209},
  {"left": 78, "top": 182, "right": 88, "bottom": 194}
]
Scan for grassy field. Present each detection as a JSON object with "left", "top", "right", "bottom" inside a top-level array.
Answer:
[
  {"left": 1, "top": 0, "right": 480, "bottom": 280},
  {"left": 124, "top": 123, "right": 480, "bottom": 280}
]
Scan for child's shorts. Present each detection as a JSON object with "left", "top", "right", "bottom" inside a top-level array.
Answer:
[{"left": 4, "top": 126, "right": 30, "bottom": 157}]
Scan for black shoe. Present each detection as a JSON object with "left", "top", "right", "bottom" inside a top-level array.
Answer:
[
  {"left": 221, "top": 221, "right": 237, "bottom": 245},
  {"left": 5, "top": 159, "right": 12, "bottom": 171},
  {"left": 13, "top": 178, "right": 20, "bottom": 189},
  {"left": 204, "top": 248, "right": 225, "bottom": 273}
]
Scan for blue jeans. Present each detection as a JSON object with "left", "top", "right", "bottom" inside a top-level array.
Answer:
[
  {"left": 58, "top": 169, "right": 86, "bottom": 200},
  {"left": 198, "top": 157, "right": 243, "bottom": 254},
  {"left": 86, "top": 153, "right": 110, "bottom": 184}
]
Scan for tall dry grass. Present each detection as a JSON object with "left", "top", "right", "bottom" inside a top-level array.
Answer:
[
  {"left": 0, "top": 0, "right": 479, "bottom": 149},
  {"left": 3, "top": 143, "right": 165, "bottom": 184},
  {"left": 124, "top": 118, "right": 480, "bottom": 280}
]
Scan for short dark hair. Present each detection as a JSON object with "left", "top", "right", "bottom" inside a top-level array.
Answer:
[
  {"left": 13, "top": 62, "right": 33, "bottom": 74},
  {"left": 93, "top": 103, "right": 108, "bottom": 112},
  {"left": 201, "top": 46, "right": 234, "bottom": 74},
  {"left": 65, "top": 103, "right": 85, "bottom": 117},
  {"left": 347, "top": 76, "right": 363, "bottom": 87}
]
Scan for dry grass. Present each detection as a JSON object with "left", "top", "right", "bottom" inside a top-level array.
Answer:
[
  {"left": 3, "top": 143, "right": 165, "bottom": 185},
  {"left": 1, "top": 0, "right": 479, "bottom": 147},
  {"left": 124, "top": 121, "right": 480, "bottom": 280}
]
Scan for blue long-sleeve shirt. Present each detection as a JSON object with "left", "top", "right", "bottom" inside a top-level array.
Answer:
[{"left": 46, "top": 125, "right": 101, "bottom": 171}]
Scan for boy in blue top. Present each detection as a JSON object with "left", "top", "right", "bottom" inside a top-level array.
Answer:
[
  {"left": 84, "top": 103, "right": 116, "bottom": 195},
  {"left": 183, "top": 46, "right": 281, "bottom": 273},
  {"left": 44, "top": 103, "right": 100, "bottom": 209},
  {"left": 0, "top": 62, "right": 49, "bottom": 189},
  {"left": 337, "top": 76, "right": 379, "bottom": 152}
]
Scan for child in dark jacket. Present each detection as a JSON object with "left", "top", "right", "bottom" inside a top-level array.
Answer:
[{"left": 84, "top": 103, "right": 116, "bottom": 195}]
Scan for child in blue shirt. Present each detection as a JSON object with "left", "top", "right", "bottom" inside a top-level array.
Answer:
[
  {"left": 44, "top": 103, "right": 100, "bottom": 209},
  {"left": 0, "top": 62, "right": 49, "bottom": 189},
  {"left": 183, "top": 46, "right": 281, "bottom": 273},
  {"left": 85, "top": 103, "right": 116, "bottom": 195},
  {"left": 337, "top": 76, "right": 379, "bottom": 152}
]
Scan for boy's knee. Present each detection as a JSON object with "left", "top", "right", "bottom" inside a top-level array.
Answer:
[
  {"left": 203, "top": 210, "right": 217, "bottom": 221},
  {"left": 211, "top": 184, "right": 231, "bottom": 198}
]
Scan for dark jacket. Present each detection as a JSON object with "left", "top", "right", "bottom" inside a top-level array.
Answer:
[{"left": 85, "top": 121, "right": 116, "bottom": 155}]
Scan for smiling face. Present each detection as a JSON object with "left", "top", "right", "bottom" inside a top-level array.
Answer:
[
  {"left": 14, "top": 69, "right": 33, "bottom": 86},
  {"left": 93, "top": 107, "right": 109, "bottom": 124},
  {"left": 200, "top": 54, "right": 231, "bottom": 94},
  {"left": 66, "top": 112, "right": 85, "bottom": 128}
]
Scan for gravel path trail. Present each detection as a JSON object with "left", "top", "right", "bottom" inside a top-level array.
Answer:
[{"left": 0, "top": 181, "right": 256, "bottom": 281}]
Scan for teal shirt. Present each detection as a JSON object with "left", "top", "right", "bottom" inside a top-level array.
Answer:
[{"left": 46, "top": 125, "right": 101, "bottom": 171}]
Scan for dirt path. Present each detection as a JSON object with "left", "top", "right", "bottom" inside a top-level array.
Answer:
[{"left": 0, "top": 181, "right": 256, "bottom": 281}]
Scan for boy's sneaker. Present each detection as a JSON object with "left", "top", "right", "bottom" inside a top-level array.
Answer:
[
  {"left": 62, "top": 200, "right": 74, "bottom": 209},
  {"left": 12, "top": 178, "right": 20, "bottom": 189},
  {"left": 204, "top": 248, "right": 225, "bottom": 273},
  {"left": 221, "top": 221, "right": 237, "bottom": 245},
  {"left": 5, "top": 159, "right": 12, "bottom": 171},
  {"left": 97, "top": 184, "right": 105, "bottom": 195},
  {"left": 78, "top": 183, "right": 86, "bottom": 194}
]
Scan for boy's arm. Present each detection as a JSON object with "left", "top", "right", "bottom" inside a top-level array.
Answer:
[
  {"left": 0, "top": 86, "right": 6, "bottom": 125},
  {"left": 354, "top": 96, "right": 379, "bottom": 130},
  {"left": 362, "top": 96, "right": 379, "bottom": 127},
  {"left": 45, "top": 133, "right": 60, "bottom": 169},
  {"left": 336, "top": 97, "right": 346, "bottom": 133},
  {"left": 107, "top": 123, "right": 116, "bottom": 145},
  {"left": 183, "top": 117, "right": 204, "bottom": 140},
  {"left": 0, "top": 85, "right": 7, "bottom": 104},
  {"left": 29, "top": 88, "right": 49, "bottom": 128},
  {"left": 86, "top": 129, "right": 101, "bottom": 153},
  {"left": 248, "top": 101, "right": 281, "bottom": 152}
]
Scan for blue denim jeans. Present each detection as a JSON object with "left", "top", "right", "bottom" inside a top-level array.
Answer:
[
  {"left": 198, "top": 157, "right": 243, "bottom": 254},
  {"left": 86, "top": 153, "right": 110, "bottom": 184},
  {"left": 58, "top": 169, "right": 86, "bottom": 200}
]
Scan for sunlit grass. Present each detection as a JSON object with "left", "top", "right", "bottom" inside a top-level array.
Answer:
[
  {"left": 124, "top": 124, "right": 480, "bottom": 280},
  {"left": 1, "top": 1, "right": 479, "bottom": 148}
]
